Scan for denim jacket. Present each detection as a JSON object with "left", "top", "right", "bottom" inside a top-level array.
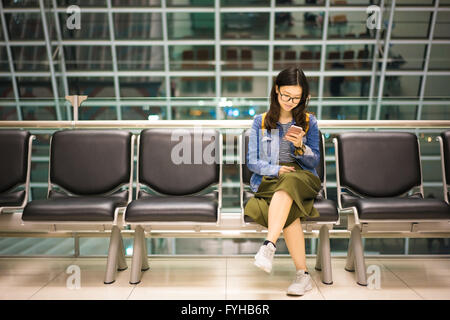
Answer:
[{"left": 246, "top": 113, "right": 320, "bottom": 192}]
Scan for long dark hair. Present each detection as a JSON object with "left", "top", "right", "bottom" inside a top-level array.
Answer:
[{"left": 264, "top": 67, "right": 310, "bottom": 130}]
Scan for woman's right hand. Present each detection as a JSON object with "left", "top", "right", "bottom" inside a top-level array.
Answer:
[{"left": 278, "top": 165, "right": 296, "bottom": 176}]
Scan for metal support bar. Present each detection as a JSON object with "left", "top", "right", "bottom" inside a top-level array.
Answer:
[
  {"left": 65, "top": 95, "right": 88, "bottom": 121},
  {"left": 104, "top": 225, "right": 127, "bottom": 284},
  {"left": 318, "top": 225, "right": 333, "bottom": 285},
  {"left": 130, "top": 225, "right": 149, "bottom": 285},
  {"left": 346, "top": 226, "right": 367, "bottom": 286}
]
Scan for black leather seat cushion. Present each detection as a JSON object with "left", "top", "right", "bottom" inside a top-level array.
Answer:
[
  {"left": 22, "top": 197, "right": 125, "bottom": 222},
  {"left": 125, "top": 195, "right": 218, "bottom": 223},
  {"left": 342, "top": 193, "right": 450, "bottom": 220},
  {"left": 0, "top": 190, "right": 26, "bottom": 207},
  {"left": 243, "top": 190, "right": 338, "bottom": 223}
]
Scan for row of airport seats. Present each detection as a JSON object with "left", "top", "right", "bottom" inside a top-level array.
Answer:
[{"left": 0, "top": 129, "right": 449, "bottom": 287}]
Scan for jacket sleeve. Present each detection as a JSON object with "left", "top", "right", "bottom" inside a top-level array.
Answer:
[
  {"left": 291, "top": 115, "right": 320, "bottom": 169},
  {"left": 246, "top": 115, "right": 281, "bottom": 177}
]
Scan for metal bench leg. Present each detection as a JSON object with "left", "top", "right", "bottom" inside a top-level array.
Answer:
[
  {"left": 130, "top": 225, "right": 146, "bottom": 284},
  {"left": 104, "top": 225, "right": 124, "bottom": 284},
  {"left": 315, "top": 235, "right": 322, "bottom": 271},
  {"left": 349, "top": 226, "right": 367, "bottom": 286},
  {"left": 141, "top": 229, "right": 149, "bottom": 271},
  {"left": 319, "top": 225, "right": 333, "bottom": 285},
  {"left": 117, "top": 229, "right": 128, "bottom": 271},
  {"left": 345, "top": 230, "right": 355, "bottom": 272}
]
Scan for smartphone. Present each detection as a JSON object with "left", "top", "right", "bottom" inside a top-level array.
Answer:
[{"left": 284, "top": 125, "right": 303, "bottom": 137}]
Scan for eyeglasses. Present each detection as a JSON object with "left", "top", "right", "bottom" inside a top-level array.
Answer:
[{"left": 279, "top": 92, "right": 301, "bottom": 104}]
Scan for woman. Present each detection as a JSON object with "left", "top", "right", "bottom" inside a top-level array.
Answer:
[{"left": 244, "top": 67, "right": 321, "bottom": 296}]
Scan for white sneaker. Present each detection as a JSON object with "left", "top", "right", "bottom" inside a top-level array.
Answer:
[
  {"left": 287, "top": 270, "right": 313, "bottom": 296},
  {"left": 254, "top": 242, "right": 276, "bottom": 273}
]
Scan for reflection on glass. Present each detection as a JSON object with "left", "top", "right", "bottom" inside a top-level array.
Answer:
[
  {"left": 221, "top": 77, "right": 267, "bottom": 97},
  {"left": 172, "top": 77, "right": 215, "bottom": 96},
  {"left": 379, "top": 105, "right": 417, "bottom": 120},
  {"left": 64, "top": 46, "right": 112, "bottom": 71},
  {"left": 424, "top": 76, "right": 450, "bottom": 97},
  {"left": 117, "top": 46, "right": 164, "bottom": 71},
  {"left": 383, "top": 76, "right": 422, "bottom": 97},
  {"left": 222, "top": 46, "right": 268, "bottom": 71},
  {"left": 328, "top": 11, "right": 372, "bottom": 39},
  {"left": 222, "top": 13, "right": 269, "bottom": 39},
  {"left": 421, "top": 105, "right": 450, "bottom": 120},
  {"left": 59, "top": 13, "right": 109, "bottom": 40},
  {"left": 326, "top": 45, "right": 374, "bottom": 70},
  {"left": 169, "top": 13, "right": 214, "bottom": 39},
  {"left": 0, "top": 48, "right": 10, "bottom": 72},
  {"left": 21, "top": 106, "right": 57, "bottom": 121},
  {"left": 396, "top": 0, "right": 433, "bottom": 5},
  {"left": 321, "top": 105, "right": 368, "bottom": 120},
  {"left": 170, "top": 0, "right": 212, "bottom": 5},
  {"left": 78, "top": 106, "right": 117, "bottom": 120},
  {"left": 5, "top": 13, "right": 46, "bottom": 41},
  {"left": 222, "top": 0, "right": 267, "bottom": 6},
  {"left": 3, "top": 0, "right": 39, "bottom": 7},
  {"left": 119, "top": 77, "right": 164, "bottom": 97},
  {"left": 429, "top": 44, "right": 450, "bottom": 70},
  {"left": 122, "top": 106, "right": 166, "bottom": 120},
  {"left": 386, "top": 44, "right": 426, "bottom": 70},
  {"left": 31, "top": 162, "right": 48, "bottom": 183},
  {"left": 391, "top": 11, "right": 431, "bottom": 39},
  {"left": 274, "top": 45, "right": 321, "bottom": 71},
  {"left": 275, "top": 11, "right": 324, "bottom": 40},
  {"left": 0, "top": 107, "right": 17, "bottom": 120},
  {"left": 170, "top": 46, "right": 215, "bottom": 70},
  {"left": 57, "top": 0, "right": 106, "bottom": 6},
  {"left": 324, "top": 76, "right": 370, "bottom": 97},
  {"left": 114, "top": 13, "right": 162, "bottom": 39},
  {"left": 12, "top": 47, "right": 49, "bottom": 72},
  {"left": 434, "top": 12, "right": 450, "bottom": 39},
  {"left": 68, "top": 77, "right": 116, "bottom": 97},
  {"left": 113, "top": 0, "right": 161, "bottom": 6},
  {"left": 17, "top": 77, "right": 53, "bottom": 98},
  {"left": 172, "top": 106, "right": 216, "bottom": 120}
]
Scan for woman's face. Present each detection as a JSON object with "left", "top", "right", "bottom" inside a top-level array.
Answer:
[{"left": 275, "top": 85, "right": 303, "bottom": 113}]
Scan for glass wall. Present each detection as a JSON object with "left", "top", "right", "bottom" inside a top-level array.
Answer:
[{"left": 0, "top": 0, "right": 449, "bottom": 257}]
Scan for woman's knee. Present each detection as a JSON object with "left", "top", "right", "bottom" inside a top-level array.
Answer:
[{"left": 274, "top": 189, "right": 293, "bottom": 201}]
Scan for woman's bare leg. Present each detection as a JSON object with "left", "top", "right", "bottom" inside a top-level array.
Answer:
[
  {"left": 266, "top": 190, "right": 293, "bottom": 244},
  {"left": 283, "top": 218, "right": 307, "bottom": 271}
]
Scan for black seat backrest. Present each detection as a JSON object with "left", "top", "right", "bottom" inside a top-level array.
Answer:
[
  {"left": 139, "top": 129, "right": 220, "bottom": 196},
  {"left": 441, "top": 130, "right": 450, "bottom": 185},
  {"left": 242, "top": 128, "right": 325, "bottom": 185},
  {"left": 336, "top": 132, "right": 421, "bottom": 198},
  {"left": 50, "top": 130, "right": 132, "bottom": 196},
  {"left": 0, "top": 130, "right": 31, "bottom": 194}
]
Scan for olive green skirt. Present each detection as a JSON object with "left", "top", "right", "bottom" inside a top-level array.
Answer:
[{"left": 244, "top": 162, "right": 321, "bottom": 229}]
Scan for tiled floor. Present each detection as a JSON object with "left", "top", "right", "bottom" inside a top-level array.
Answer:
[{"left": 0, "top": 257, "right": 449, "bottom": 300}]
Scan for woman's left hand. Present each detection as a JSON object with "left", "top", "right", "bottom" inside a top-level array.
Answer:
[{"left": 284, "top": 129, "right": 306, "bottom": 148}]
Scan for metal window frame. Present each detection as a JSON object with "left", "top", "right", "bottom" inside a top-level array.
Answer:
[{"left": 1, "top": 2, "right": 449, "bottom": 122}]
